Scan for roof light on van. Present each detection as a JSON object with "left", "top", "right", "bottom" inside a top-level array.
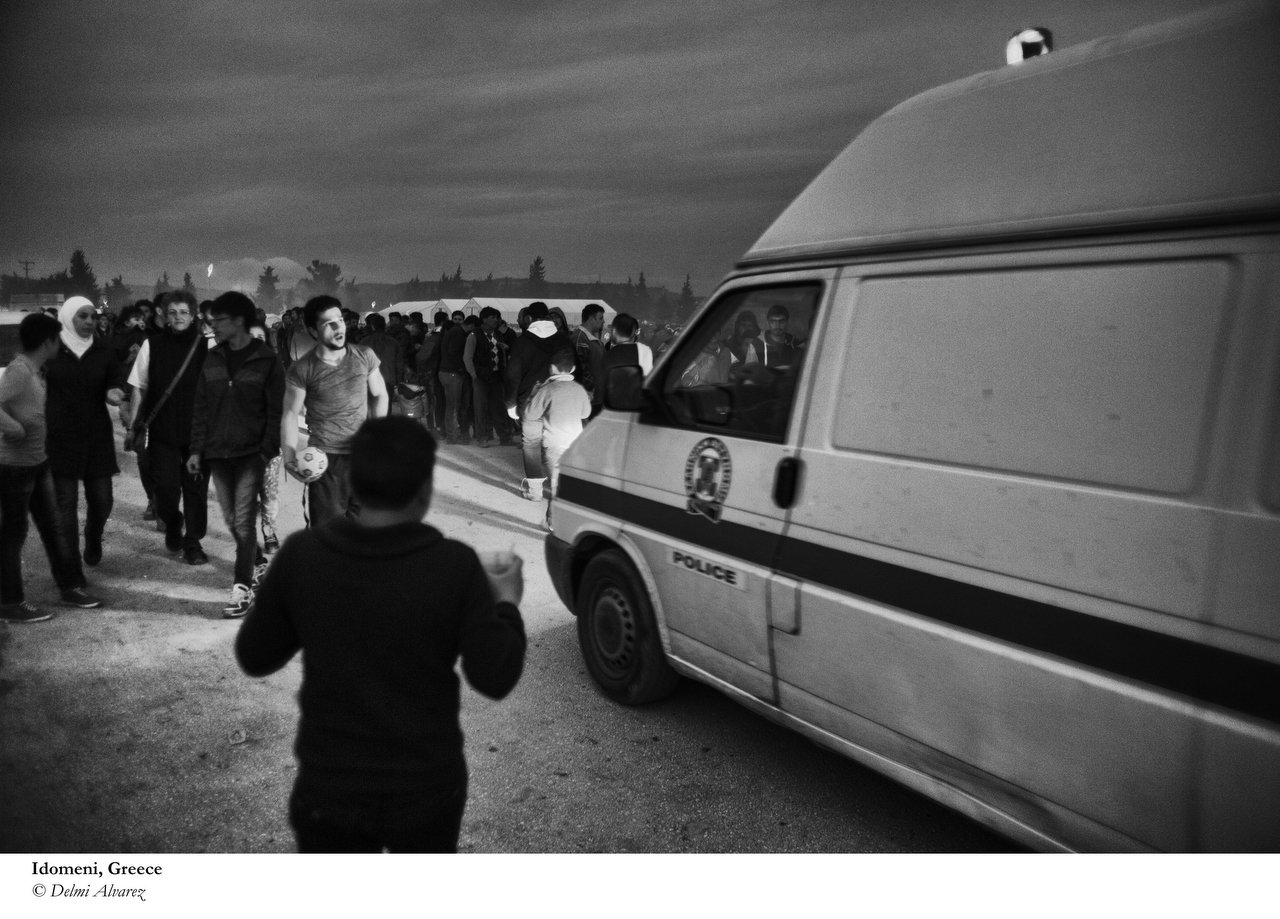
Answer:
[{"left": 1006, "top": 27, "right": 1052, "bottom": 64}]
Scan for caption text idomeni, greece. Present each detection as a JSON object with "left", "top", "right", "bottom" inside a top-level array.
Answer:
[{"left": 30, "top": 861, "right": 160, "bottom": 902}]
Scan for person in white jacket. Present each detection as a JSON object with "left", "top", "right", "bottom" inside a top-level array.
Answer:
[{"left": 521, "top": 348, "right": 591, "bottom": 528}]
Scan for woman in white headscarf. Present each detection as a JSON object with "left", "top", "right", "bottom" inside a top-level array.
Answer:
[{"left": 43, "top": 296, "right": 126, "bottom": 586}]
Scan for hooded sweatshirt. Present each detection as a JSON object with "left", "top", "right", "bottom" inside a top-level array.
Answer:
[
  {"left": 504, "top": 318, "right": 572, "bottom": 409},
  {"left": 235, "top": 518, "right": 526, "bottom": 794}
]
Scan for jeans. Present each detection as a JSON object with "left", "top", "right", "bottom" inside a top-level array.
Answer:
[
  {"left": 306, "top": 452, "right": 356, "bottom": 528},
  {"left": 260, "top": 455, "right": 281, "bottom": 533},
  {"left": 52, "top": 473, "right": 113, "bottom": 557},
  {"left": 437, "top": 371, "right": 468, "bottom": 440},
  {"left": 289, "top": 779, "right": 467, "bottom": 854},
  {"left": 149, "top": 441, "right": 207, "bottom": 547},
  {"left": 1, "top": 463, "right": 82, "bottom": 603},
  {"left": 207, "top": 454, "right": 265, "bottom": 586},
  {"left": 519, "top": 401, "right": 544, "bottom": 478},
  {"left": 471, "top": 374, "right": 508, "bottom": 442}
]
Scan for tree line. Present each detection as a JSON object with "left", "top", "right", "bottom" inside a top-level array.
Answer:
[{"left": 3, "top": 251, "right": 701, "bottom": 323}]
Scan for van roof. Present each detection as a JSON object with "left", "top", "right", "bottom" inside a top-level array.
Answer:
[{"left": 741, "top": 0, "right": 1280, "bottom": 267}]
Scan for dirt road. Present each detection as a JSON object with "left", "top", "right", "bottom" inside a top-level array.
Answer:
[{"left": 0, "top": 414, "right": 1010, "bottom": 854}]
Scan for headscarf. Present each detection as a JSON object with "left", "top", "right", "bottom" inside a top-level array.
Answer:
[{"left": 59, "top": 296, "right": 96, "bottom": 359}]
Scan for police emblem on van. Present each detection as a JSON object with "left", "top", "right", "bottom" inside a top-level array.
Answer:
[{"left": 684, "top": 437, "right": 732, "bottom": 522}]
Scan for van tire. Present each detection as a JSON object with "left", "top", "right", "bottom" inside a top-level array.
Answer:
[{"left": 576, "top": 550, "right": 681, "bottom": 705}]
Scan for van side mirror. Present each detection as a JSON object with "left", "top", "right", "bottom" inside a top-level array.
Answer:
[{"left": 604, "top": 365, "right": 645, "bottom": 412}]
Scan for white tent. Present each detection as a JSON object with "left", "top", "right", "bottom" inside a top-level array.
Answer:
[
  {"left": 377, "top": 300, "right": 439, "bottom": 318},
  {"left": 461, "top": 297, "right": 615, "bottom": 329}
]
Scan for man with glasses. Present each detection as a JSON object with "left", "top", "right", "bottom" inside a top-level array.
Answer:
[
  {"left": 281, "top": 295, "right": 388, "bottom": 526},
  {"left": 125, "top": 290, "right": 210, "bottom": 565}
]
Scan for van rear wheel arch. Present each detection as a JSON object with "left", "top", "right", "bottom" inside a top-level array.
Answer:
[{"left": 575, "top": 549, "right": 681, "bottom": 705}]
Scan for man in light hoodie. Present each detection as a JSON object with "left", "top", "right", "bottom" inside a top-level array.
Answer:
[{"left": 504, "top": 301, "right": 571, "bottom": 500}]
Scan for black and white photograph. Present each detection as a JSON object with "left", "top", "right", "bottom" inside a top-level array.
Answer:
[{"left": 1, "top": 0, "right": 1276, "bottom": 912}]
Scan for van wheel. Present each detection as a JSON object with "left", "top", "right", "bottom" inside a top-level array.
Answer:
[{"left": 576, "top": 551, "right": 681, "bottom": 705}]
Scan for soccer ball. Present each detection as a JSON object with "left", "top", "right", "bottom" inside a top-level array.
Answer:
[{"left": 296, "top": 446, "right": 328, "bottom": 480}]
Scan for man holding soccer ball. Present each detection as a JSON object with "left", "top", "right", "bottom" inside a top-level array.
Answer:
[{"left": 281, "top": 296, "right": 389, "bottom": 526}]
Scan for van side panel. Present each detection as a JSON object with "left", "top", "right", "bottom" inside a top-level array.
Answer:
[{"left": 776, "top": 237, "right": 1279, "bottom": 850}]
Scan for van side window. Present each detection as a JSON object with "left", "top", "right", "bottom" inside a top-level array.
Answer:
[{"left": 657, "top": 284, "right": 820, "bottom": 441}]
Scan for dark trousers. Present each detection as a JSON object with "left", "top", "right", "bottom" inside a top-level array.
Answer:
[
  {"left": 306, "top": 451, "right": 356, "bottom": 528},
  {"left": 148, "top": 441, "right": 207, "bottom": 547},
  {"left": 289, "top": 780, "right": 467, "bottom": 854},
  {"left": 438, "top": 371, "right": 471, "bottom": 440},
  {"left": 472, "top": 374, "right": 508, "bottom": 442},
  {"left": 135, "top": 438, "right": 156, "bottom": 501},
  {"left": 1, "top": 463, "right": 83, "bottom": 603},
  {"left": 427, "top": 372, "right": 445, "bottom": 431},
  {"left": 52, "top": 473, "right": 113, "bottom": 556},
  {"left": 207, "top": 454, "right": 265, "bottom": 586}
]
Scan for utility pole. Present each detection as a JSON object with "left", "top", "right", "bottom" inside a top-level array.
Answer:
[{"left": 18, "top": 259, "right": 35, "bottom": 293}]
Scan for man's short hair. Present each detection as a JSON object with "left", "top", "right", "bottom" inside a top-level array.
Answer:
[
  {"left": 350, "top": 417, "right": 437, "bottom": 510},
  {"left": 462, "top": 315, "right": 480, "bottom": 330},
  {"left": 582, "top": 303, "right": 604, "bottom": 324},
  {"left": 409, "top": 312, "right": 423, "bottom": 322},
  {"left": 304, "top": 295, "right": 342, "bottom": 330},
  {"left": 767, "top": 304, "right": 790, "bottom": 322},
  {"left": 551, "top": 347, "right": 576, "bottom": 374},
  {"left": 118, "top": 304, "right": 143, "bottom": 325},
  {"left": 479, "top": 306, "right": 501, "bottom": 321},
  {"left": 432, "top": 310, "right": 448, "bottom": 327},
  {"left": 526, "top": 301, "right": 549, "bottom": 321},
  {"left": 365, "top": 312, "right": 386, "bottom": 332},
  {"left": 19, "top": 312, "right": 61, "bottom": 351},
  {"left": 611, "top": 312, "right": 638, "bottom": 339},
  {"left": 161, "top": 290, "right": 197, "bottom": 312},
  {"left": 388, "top": 312, "right": 402, "bottom": 322},
  {"left": 450, "top": 311, "right": 464, "bottom": 322},
  {"left": 210, "top": 291, "right": 256, "bottom": 330}
]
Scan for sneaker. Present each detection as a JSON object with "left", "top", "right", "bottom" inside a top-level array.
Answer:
[
  {"left": 83, "top": 538, "right": 103, "bottom": 567},
  {"left": 183, "top": 543, "right": 209, "bottom": 566},
  {"left": 262, "top": 527, "right": 279, "bottom": 555},
  {"left": 251, "top": 560, "right": 270, "bottom": 591},
  {"left": 222, "top": 583, "right": 253, "bottom": 619},
  {"left": 0, "top": 600, "right": 54, "bottom": 624},
  {"left": 520, "top": 478, "right": 546, "bottom": 501},
  {"left": 60, "top": 588, "right": 102, "bottom": 609},
  {"left": 142, "top": 500, "right": 156, "bottom": 522}
]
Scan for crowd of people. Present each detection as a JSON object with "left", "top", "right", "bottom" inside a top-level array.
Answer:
[{"left": 1, "top": 293, "right": 654, "bottom": 623}]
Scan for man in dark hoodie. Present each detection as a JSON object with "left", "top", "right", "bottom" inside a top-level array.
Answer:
[
  {"left": 235, "top": 416, "right": 526, "bottom": 853},
  {"left": 504, "top": 301, "right": 572, "bottom": 499},
  {"left": 187, "top": 291, "right": 285, "bottom": 618}
]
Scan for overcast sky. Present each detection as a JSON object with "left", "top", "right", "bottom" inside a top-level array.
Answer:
[{"left": 1, "top": 0, "right": 1208, "bottom": 296}]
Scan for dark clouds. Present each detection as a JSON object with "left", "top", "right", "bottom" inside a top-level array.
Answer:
[{"left": 0, "top": 0, "right": 1207, "bottom": 295}]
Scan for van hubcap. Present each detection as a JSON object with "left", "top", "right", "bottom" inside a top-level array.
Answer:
[{"left": 592, "top": 585, "right": 636, "bottom": 676}]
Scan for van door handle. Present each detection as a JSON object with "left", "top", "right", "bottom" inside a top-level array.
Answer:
[{"left": 772, "top": 457, "right": 802, "bottom": 509}]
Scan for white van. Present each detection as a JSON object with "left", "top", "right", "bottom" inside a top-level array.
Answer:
[{"left": 544, "top": 0, "right": 1279, "bottom": 852}]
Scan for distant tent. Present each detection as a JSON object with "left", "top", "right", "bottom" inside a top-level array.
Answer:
[{"left": 378, "top": 300, "right": 440, "bottom": 318}]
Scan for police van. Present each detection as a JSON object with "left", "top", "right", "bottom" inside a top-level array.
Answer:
[{"left": 544, "top": 0, "right": 1280, "bottom": 852}]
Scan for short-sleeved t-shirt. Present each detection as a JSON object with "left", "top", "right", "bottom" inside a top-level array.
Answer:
[
  {"left": 286, "top": 344, "right": 380, "bottom": 454},
  {"left": 0, "top": 355, "right": 47, "bottom": 467}
]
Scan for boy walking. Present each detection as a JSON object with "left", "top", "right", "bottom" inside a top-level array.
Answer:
[
  {"left": 522, "top": 348, "right": 591, "bottom": 527},
  {"left": 234, "top": 417, "right": 526, "bottom": 852},
  {"left": 187, "top": 291, "right": 285, "bottom": 618}
]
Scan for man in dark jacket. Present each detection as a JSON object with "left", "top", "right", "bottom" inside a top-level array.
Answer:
[
  {"left": 359, "top": 313, "right": 403, "bottom": 394},
  {"left": 504, "top": 301, "right": 572, "bottom": 495},
  {"left": 463, "top": 307, "right": 510, "bottom": 447},
  {"left": 188, "top": 292, "right": 285, "bottom": 618},
  {"left": 437, "top": 314, "right": 475, "bottom": 444},
  {"left": 126, "top": 290, "right": 210, "bottom": 565},
  {"left": 415, "top": 311, "right": 447, "bottom": 434},
  {"left": 235, "top": 416, "right": 525, "bottom": 853}
]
